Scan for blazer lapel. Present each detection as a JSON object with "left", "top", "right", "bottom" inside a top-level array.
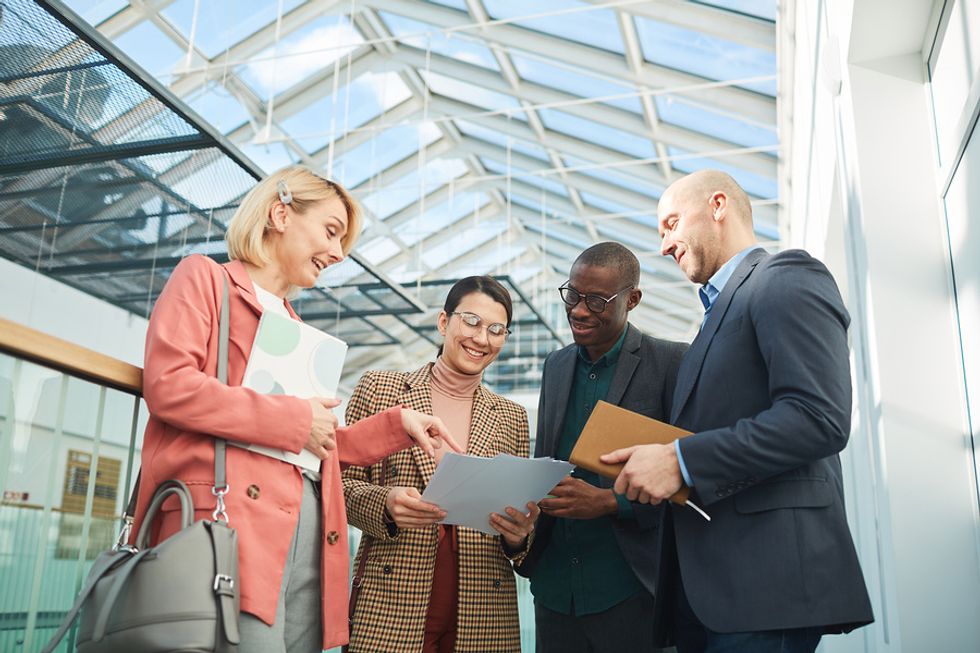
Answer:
[
  {"left": 401, "top": 365, "right": 438, "bottom": 487},
  {"left": 671, "top": 249, "right": 767, "bottom": 423},
  {"left": 606, "top": 324, "right": 641, "bottom": 407},
  {"left": 223, "top": 259, "right": 265, "bottom": 317},
  {"left": 466, "top": 386, "right": 500, "bottom": 459},
  {"left": 543, "top": 347, "right": 577, "bottom": 457}
]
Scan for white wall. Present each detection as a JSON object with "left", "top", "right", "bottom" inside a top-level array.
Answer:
[
  {"left": 783, "top": 1, "right": 980, "bottom": 651},
  {"left": 0, "top": 257, "right": 149, "bottom": 367}
]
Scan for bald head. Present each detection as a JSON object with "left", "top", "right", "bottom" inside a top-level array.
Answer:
[
  {"left": 664, "top": 169, "right": 753, "bottom": 227},
  {"left": 657, "top": 169, "right": 757, "bottom": 284}
]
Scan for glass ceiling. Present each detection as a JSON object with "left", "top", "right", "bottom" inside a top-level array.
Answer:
[{"left": 5, "top": 0, "right": 780, "bottom": 393}]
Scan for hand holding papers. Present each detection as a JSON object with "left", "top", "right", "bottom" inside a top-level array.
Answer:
[
  {"left": 570, "top": 401, "right": 710, "bottom": 521},
  {"left": 422, "top": 453, "right": 573, "bottom": 534},
  {"left": 238, "top": 311, "right": 348, "bottom": 472}
]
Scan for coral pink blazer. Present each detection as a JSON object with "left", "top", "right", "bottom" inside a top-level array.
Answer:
[{"left": 132, "top": 255, "right": 410, "bottom": 649}]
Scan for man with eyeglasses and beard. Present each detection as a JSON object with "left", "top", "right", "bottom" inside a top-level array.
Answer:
[{"left": 516, "top": 242, "right": 687, "bottom": 653}]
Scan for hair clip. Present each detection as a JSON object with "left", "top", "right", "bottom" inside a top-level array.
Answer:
[{"left": 277, "top": 179, "right": 293, "bottom": 205}]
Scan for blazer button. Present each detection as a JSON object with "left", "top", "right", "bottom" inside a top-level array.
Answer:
[
  {"left": 246, "top": 484, "right": 260, "bottom": 500},
  {"left": 389, "top": 465, "right": 398, "bottom": 478},
  {"left": 326, "top": 530, "right": 340, "bottom": 545},
  {"left": 492, "top": 579, "right": 502, "bottom": 588},
  {"left": 383, "top": 565, "right": 393, "bottom": 575}
]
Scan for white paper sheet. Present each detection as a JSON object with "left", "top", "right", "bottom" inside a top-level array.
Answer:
[
  {"left": 234, "top": 312, "right": 348, "bottom": 472},
  {"left": 422, "top": 453, "right": 574, "bottom": 534}
]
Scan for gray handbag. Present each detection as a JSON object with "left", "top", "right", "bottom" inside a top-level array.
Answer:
[{"left": 43, "top": 277, "right": 241, "bottom": 653}]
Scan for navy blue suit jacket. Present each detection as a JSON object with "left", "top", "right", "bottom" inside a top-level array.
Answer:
[{"left": 671, "top": 248, "right": 874, "bottom": 634}]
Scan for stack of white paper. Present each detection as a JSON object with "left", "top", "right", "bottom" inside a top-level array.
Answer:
[
  {"left": 422, "top": 452, "right": 573, "bottom": 534},
  {"left": 236, "top": 311, "right": 348, "bottom": 472}
]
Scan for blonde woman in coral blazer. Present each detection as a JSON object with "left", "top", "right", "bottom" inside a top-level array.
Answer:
[
  {"left": 343, "top": 276, "right": 539, "bottom": 653},
  {"left": 132, "top": 166, "right": 460, "bottom": 653}
]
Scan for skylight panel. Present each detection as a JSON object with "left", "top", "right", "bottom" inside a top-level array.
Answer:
[
  {"left": 481, "top": 158, "right": 568, "bottom": 198},
  {"left": 539, "top": 108, "right": 655, "bottom": 159},
  {"left": 510, "top": 52, "right": 641, "bottom": 114},
  {"left": 161, "top": 0, "right": 304, "bottom": 58},
  {"left": 425, "top": 0, "right": 469, "bottom": 11},
  {"left": 394, "top": 191, "right": 488, "bottom": 246},
  {"left": 358, "top": 236, "right": 401, "bottom": 265},
  {"left": 656, "top": 95, "right": 777, "bottom": 149},
  {"left": 635, "top": 17, "right": 776, "bottom": 96},
  {"left": 239, "top": 141, "right": 297, "bottom": 173},
  {"left": 443, "top": 243, "right": 530, "bottom": 281},
  {"left": 580, "top": 191, "right": 631, "bottom": 216},
  {"left": 668, "top": 147, "right": 777, "bottom": 199},
  {"left": 562, "top": 155, "right": 663, "bottom": 199},
  {"left": 483, "top": 0, "right": 624, "bottom": 55},
  {"left": 379, "top": 11, "right": 499, "bottom": 71},
  {"left": 170, "top": 158, "right": 257, "bottom": 208},
  {"left": 421, "top": 70, "right": 525, "bottom": 120},
  {"left": 185, "top": 83, "right": 250, "bottom": 134},
  {"left": 238, "top": 14, "right": 363, "bottom": 96},
  {"left": 455, "top": 121, "right": 547, "bottom": 160},
  {"left": 362, "top": 158, "right": 468, "bottom": 219},
  {"left": 113, "top": 19, "right": 184, "bottom": 77},
  {"left": 334, "top": 122, "right": 441, "bottom": 189},
  {"left": 696, "top": 0, "right": 777, "bottom": 22},
  {"left": 279, "top": 72, "right": 412, "bottom": 152},
  {"left": 422, "top": 221, "right": 507, "bottom": 269},
  {"left": 63, "top": 0, "right": 127, "bottom": 25}
]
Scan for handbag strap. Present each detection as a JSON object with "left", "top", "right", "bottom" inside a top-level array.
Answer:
[
  {"left": 347, "top": 462, "right": 387, "bottom": 640},
  {"left": 207, "top": 521, "right": 241, "bottom": 645},
  {"left": 39, "top": 549, "right": 129, "bottom": 653}
]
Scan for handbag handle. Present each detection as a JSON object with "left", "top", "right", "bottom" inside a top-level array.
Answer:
[{"left": 134, "top": 480, "right": 195, "bottom": 550}]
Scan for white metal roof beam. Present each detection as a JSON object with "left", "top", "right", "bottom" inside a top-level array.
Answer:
[{"left": 356, "top": 0, "right": 775, "bottom": 123}]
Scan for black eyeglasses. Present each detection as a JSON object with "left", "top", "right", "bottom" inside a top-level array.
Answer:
[
  {"left": 558, "top": 283, "right": 633, "bottom": 314},
  {"left": 448, "top": 311, "right": 511, "bottom": 342}
]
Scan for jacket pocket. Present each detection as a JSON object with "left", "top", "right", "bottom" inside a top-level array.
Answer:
[{"left": 733, "top": 477, "right": 832, "bottom": 514}]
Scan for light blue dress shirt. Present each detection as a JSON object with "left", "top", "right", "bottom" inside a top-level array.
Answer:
[{"left": 676, "top": 246, "right": 759, "bottom": 487}]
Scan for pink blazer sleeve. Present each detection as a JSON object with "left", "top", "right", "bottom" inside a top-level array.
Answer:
[{"left": 142, "top": 256, "right": 310, "bottom": 452}]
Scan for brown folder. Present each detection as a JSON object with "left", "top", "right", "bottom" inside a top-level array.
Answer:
[{"left": 569, "top": 400, "right": 693, "bottom": 505}]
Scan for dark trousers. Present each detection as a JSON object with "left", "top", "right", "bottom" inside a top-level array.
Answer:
[
  {"left": 675, "top": 578, "right": 821, "bottom": 653},
  {"left": 535, "top": 591, "right": 670, "bottom": 653}
]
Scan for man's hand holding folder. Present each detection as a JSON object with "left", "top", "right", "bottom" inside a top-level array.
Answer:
[{"left": 569, "top": 401, "right": 710, "bottom": 521}]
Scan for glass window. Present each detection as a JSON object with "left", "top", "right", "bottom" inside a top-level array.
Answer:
[
  {"left": 161, "top": 0, "right": 304, "bottom": 59},
  {"left": 483, "top": 0, "right": 624, "bottom": 54},
  {"left": 279, "top": 72, "right": 412, "bottom": 152},
  {"left": 379, "top": 12, "right": 499, "bottom": 71},
  {"left": 481, "top": 158, "right": 568, "bottom": 197},
  {"left": 656, "top": 95, "right": 778, "bottom": 149},
  {"left": 362, "top": 159, "right": 468, "bottom": 219},
  {"left": 928, "top": 0, "right": 980, "bottom": 167},
  {"left": 456, "top": 121, "right": 547, "bottom": 160},
  {"left": 185, "top": 83, "right": 251, "bottom": 135},
  {"left": 635, "top": 17, "right": 776, "bottom": 96},
  {"left": 113, "top": 20, "right": 184, "bottom": 76},
  {"left": 562, "top": 155, "right": 663, "bottom": 199},
  {"left": 239, "top": 140, "right": 298, "bottom": 173},
  {"left": 394, "top": 192, "right": 490, "bottom": 246},
  {"left": 426, "top": 0, "right": 468, "bottom": 10},
  {"left": 421, "top": 70, "right": 525, "bottom": 120},
  {"left": 668, "top": 147, "right": 777, "bottom": 199},
  {"left": 539, "top": 108, "right": 655, "bottom": 159},
  {"left": 63, "top": 0, "right": 127, "bottom": 25},
  {"left": 238, "top": 14, "right": 363, "bottom": 97},
  {"left": 698, "top": 0, "right": 777, "bottom": 21},
  {"left": 511, "top": 52, "right": 641, "bottom": 113},
  {"left": 421, "top": 220, "right": 508, "bottom": 269},
  {"left": 334, "top": 122, "right": 442, "bottom": 189}
]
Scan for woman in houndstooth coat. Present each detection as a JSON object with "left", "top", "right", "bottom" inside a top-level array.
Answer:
[{"left": 343, "top": 276, "right": 539, "bottom": 653}]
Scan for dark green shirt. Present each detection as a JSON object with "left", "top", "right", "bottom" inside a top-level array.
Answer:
[{"left": 530, "top": 328, "right": 644, "bottom": 615}]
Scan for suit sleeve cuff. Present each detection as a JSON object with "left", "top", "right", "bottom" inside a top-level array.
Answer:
[{"left": 676, "top": 439, "right": 694, "bottom": 487}]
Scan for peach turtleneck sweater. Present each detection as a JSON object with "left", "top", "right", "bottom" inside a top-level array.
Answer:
[{"left": 429, "top": 356, "right": 482, "bottom": 461}]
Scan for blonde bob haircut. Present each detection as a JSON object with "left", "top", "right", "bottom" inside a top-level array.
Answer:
[{"left": 225, "top": 165, "right": 363, "bottom": 267}]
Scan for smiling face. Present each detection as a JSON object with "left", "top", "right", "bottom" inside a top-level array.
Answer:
[
  {"left": 269, "top": 196, "right": 349, "bottom": 289},
  {"left": 565, "top": 262, "right": 639, "bottom": 361},
  {"left": 437, "top": 291, "right": 509, "bottom": 375}
]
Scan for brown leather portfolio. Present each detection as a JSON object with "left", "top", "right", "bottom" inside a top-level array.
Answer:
[{"left": 569, "top": 400, "right": 693, "bottom": 504}]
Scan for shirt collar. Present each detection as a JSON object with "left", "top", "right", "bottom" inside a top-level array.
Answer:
[
  {"left": 701, "top": 245, "right": 758, "bottom": 311},
  {"left": 577, "top": 325, "right": 628, "bottom": 367}
]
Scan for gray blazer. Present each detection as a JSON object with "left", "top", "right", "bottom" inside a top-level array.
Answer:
[
  {"left": 517, "top": 323, "right": 687, "bottom": 643},
  {"left": 672, "top": 248, "right": 874, "bottom": 634}
]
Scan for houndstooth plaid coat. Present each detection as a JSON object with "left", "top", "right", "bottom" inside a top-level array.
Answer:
[{"left": 343, "top": 363, "right": 531, "bottom": 653}]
